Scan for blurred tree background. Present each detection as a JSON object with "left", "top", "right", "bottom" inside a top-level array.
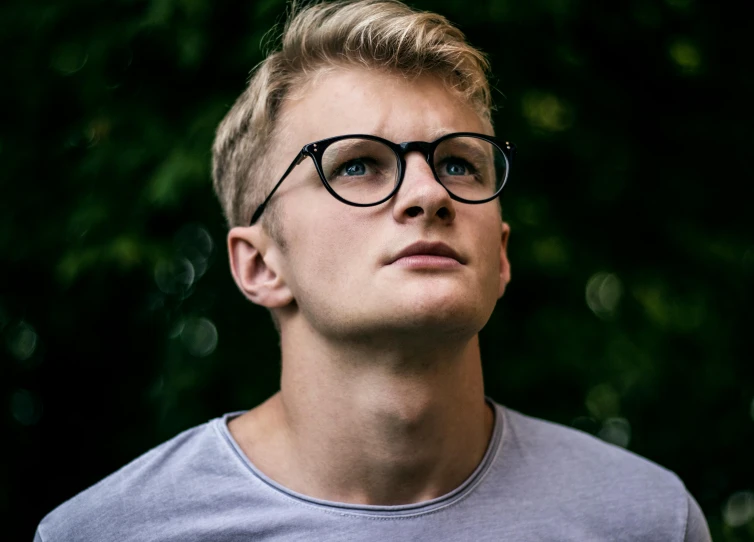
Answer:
[{"left": 1, "top": 0, "right": 752, "bottom": 539}]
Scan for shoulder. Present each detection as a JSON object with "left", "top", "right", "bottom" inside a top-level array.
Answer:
[
  {"left": 502, "top": 407, "right": 681, "bottom": 489},
  {"left": 492, "top": 405, "right": 709, "bottom": 540},
  {"left": 35, "top": 416, "right": 246, "bottom": 542}
]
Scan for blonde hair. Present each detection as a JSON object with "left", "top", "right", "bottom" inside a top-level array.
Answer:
[{"left": 211, "top": 0, "right": 492, "bottom": 229}]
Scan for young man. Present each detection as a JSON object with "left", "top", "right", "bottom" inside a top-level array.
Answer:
[{"left": 36, "top": 1, "right": 711, "bottom": 540}]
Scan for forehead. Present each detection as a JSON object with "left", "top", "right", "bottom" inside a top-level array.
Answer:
[{"left": 276, "top": 67, "right": 491, "bottom": 151}]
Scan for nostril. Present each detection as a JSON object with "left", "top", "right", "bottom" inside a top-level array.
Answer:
[
  {"left": 406, "top": 206, "right": 422, "bottom": 218},
  {"left": 436, "top": 207, "right": 450, "bottom": 220}
]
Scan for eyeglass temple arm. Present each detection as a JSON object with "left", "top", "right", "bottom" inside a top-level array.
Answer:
[{"left": 249, "top": 151, "right": 307, "bottom": 226}]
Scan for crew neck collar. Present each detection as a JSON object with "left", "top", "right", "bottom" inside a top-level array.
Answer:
[{"left": 215, "top": 398, "right": 505, "bottom": 518}]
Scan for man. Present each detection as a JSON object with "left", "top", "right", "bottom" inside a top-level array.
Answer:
[{"left": 35, "top": 0, "right": 711, "bottom": 540}]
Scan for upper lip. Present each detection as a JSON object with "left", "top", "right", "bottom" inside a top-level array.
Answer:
[{"left": 388, "top": 241, "right": 465, "bottom": 264}]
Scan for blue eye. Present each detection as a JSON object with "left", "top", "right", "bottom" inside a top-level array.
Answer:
[
  {"left": 342, "top": 160, "right": 366, "bottom": 176},
  {"left": 444, "top": 160, "right": 468, "bottom": 176}
]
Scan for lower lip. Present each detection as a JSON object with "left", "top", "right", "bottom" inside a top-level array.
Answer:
[{"left": 392, "top": 255, "right": 462, "bottom": 268}]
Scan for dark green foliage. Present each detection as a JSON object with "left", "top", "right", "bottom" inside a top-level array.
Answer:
[{"left": 1, "top": 0, "right": 752, "bottom": 539}]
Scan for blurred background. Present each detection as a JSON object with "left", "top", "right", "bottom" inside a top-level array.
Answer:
[{"left": 2, "top": 0, "right": 752, "bottom": 539}]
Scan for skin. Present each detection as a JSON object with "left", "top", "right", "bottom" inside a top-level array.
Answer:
[{"left": 226, "top": 67, "right": 511, "bottom": 506}]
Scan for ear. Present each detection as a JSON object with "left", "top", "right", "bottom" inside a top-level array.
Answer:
[
  {"left": 227, "top": 226, "right": 294, "bottom": 308},
  {"left": 498, "top": 222, "right": 511, "bottom": 298}
]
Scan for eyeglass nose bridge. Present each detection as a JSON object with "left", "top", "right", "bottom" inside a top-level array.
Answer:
[
  {"left": 395, "top": 140, "right": 443, "bottom": 193},
  {"left": 398, "top": 140, "right": 434, "bottom": 162}
]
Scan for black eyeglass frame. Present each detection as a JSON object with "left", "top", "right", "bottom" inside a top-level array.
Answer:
[{"left": 249, "top": 132, "right": 516, "bottom": 225}]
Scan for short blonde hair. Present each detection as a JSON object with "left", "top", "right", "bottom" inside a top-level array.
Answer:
[{"left": 211, "top": 0, "right": 492, "bottom": 229}]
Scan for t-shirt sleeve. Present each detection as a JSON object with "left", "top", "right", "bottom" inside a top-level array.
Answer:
[
  {"left": 684, "top": 492, "right": 712, "bottom": 542},
  {"left": 33, "top": 528, "right": 44, "bottom": 542}
]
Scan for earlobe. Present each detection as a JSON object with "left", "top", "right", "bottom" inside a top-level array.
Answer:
[
  {"left": 498, "top": 222, "right": 511, "bottom": 299},
  {"left": 227, "top": 227, "right": 294, "bottom": 308}
]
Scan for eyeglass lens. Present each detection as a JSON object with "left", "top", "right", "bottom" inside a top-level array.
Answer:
[{"left": 319, "top": 135, "right": 509, "bottom": 205}]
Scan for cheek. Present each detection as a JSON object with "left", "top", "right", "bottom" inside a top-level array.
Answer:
[
  {"left": 287, "top": 212, "right": 375, "bottom": 294},
  {"left": 480, "top": 246, "right": 502, "bottom": 291},
  {"left": 474, "top": 220, "right": 504, "bottom": 286}
]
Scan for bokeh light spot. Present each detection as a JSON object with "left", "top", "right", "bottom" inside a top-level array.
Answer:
[
  {"left": 586, "top": 272, "right": 623, "bottom": 319},
  {"left": 169, "top": 319, "right": 185, "bottom": 339},
  {"left": 633, "top": 285, "right": 706, "bottom": 331},
  {"left": 176, "top": 224, "right": 213, "bottom": 279},
  {"left": 522, "top": 91, "right": 574, "bottom": 132},
  {"left": 84, "top": 117, "right": 111, "bottom": 147},
  {"left": 669, "top": 38, "right": 701, "bottom": 74},
  {"left": 50, "top": 43, "right": 88, "bottom": 75},
  {"left": 598, "top": 417, "right": 631, "bottom": 448},
  {"left": 180, "top": 317, "right": 218, "bottom": 357},
  {"left": 155, "top": 257, "right": 195, "bottom": 296},
  {"left": 10, "top": 389, "right": 43, "bottom": 426},
  {"left": 585, "top": 383, "right": 620, "bottom": 419},
  {"left": 6, "top": 321, "right": 38, "bottom": 361},
  {"left": 532, "top": 236, "right": 569, "bottom": 270},
  {"left": 722, "top": 490, "right": 754, "bottom": 528}
]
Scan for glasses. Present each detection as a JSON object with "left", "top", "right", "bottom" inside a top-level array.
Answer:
[{"left": 250, "top": 132, "right": 516, "bottom": 225}]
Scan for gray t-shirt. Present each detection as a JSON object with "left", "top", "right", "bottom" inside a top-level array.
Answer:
[{"left": 35, "top": 401, "right": 711, "bottom": 541}]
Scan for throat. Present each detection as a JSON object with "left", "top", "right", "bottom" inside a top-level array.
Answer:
[{"left": 230, "top": 335, "right": 493, "bottom": 506}]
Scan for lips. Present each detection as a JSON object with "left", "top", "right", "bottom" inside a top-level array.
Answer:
[{"left": 389, "top": 241, "right": 465, "bottom": 265}]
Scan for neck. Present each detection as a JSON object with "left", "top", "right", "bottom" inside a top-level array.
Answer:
[{"left": 229, "top": 319, "right": 494, "bottom": 506}]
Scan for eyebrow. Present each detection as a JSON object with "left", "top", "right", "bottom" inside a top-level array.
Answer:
[
  {"left": 436, "top": 138, "right": 491, "bottom": 163},
  {"left": 375, "top": 127, "right": 461, "bottom": 142},
  {"left": 425, "top": 127, "right": 457, "bottom": 141}
]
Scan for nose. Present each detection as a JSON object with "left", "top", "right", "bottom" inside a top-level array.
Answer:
[{"left": 391, "top": 153, "right": 456, "bottom": 224}]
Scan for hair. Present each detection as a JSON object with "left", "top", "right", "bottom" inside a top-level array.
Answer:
[{"left": 211, "top": 0, "right": 492, "bottom": 231}]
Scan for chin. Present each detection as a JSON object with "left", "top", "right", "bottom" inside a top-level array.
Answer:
[
  {"left": 385, "top": 289, "right": 493, "bottom": 337},
  {"left": 306, "top": 281, "right": 497, "bottom": 343}
]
